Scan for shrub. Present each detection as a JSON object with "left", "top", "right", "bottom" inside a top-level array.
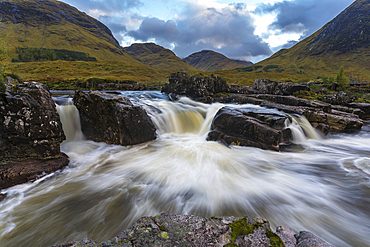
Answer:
[{"left": 0, "top": 39, "right": 8, "bottom": 93}]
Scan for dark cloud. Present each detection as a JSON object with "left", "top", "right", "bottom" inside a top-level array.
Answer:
[
  {"left": 254, "top": 0, "right": 354, "bottom": 38},
  {"left": 128, "top": 18, "right": 179, "bottom": 42},
  {"left": 126, "top": 3, "right": 272, "bottom": 59}
]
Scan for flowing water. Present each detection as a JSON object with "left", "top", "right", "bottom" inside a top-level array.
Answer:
[{"left": 1, "top": 91, "right": 370, "bottom": 247}]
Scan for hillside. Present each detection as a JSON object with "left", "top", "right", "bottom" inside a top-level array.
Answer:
[
  {"left": 183, "top": 50, "right": 248, "bottom": 72},
  {"left": 256, "top": 0, "right": 370, "bottom": 81},
  {"left": 0, "top": 0, "right": 137, "bottom": 62},
  {"left": 124, "top": 43, "right": 198, "bottom": 71}
]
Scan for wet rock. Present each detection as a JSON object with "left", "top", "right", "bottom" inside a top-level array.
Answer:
[
  {"left": 161, "top": 72, "right": 229, "bottom": 98},
  {"left": 0, "top": 82, "right": 68, "bottom": 189},
  {"left": 0, "top": 82, "right": 66, "bottom": 163},
  {"left": 207, "top": 106, "right": 292, "bottom": 151},
  {"left": 73, "top": 90, "right": 156, "bottom": 146},
  {"left": 252, "top": 79, "right": 309, "bottom": 96},
  {"left": 0, "top": 153, "right": 69, "bottom": 189},
  {"left": 275, "top": 225, "right": 297, "bottom": 247},
  {"left": 296, "top": 231, "right": 334, "bottom": 247}
]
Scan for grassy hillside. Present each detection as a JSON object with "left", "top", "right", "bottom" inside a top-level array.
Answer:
[
  {"left": 255, "top": 0, "right": 370, "bottom": 82},
  {"left": 0, "top": 0, "right": 136, "bottom": 62},
  {"left": 7, "top": 60, "right": 170, "bottom": 88},
  {"left": 124, "top": 43, "right": 198, "bottom": 71},
  {"left": 183, "top": 50, "right": 247, "bottom": 72}
]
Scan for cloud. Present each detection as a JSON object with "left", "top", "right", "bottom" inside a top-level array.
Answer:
[
  {"left": 63, "top": 0, "right": 142, "bottom": 13},
  {"left": 254, "top": 0, "right": 353, "bottom": 39},
  {"left": 126, "top": 3, "right": 272, "bottom": 60}
]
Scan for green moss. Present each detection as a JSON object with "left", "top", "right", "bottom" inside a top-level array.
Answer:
[
  {"left": 225, "top": 217, "right": 264, "bottom": 246},
  {"left": 266, "top": 229, "right": 285, "bottom": 247}
]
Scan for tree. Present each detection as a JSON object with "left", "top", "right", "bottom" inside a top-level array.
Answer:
[{"left": 335, "top": 66, "right": 349, "bottom": 90}]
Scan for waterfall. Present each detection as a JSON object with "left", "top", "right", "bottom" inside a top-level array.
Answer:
[
  {"left": 56, "top": 98, "right": 84, "bottom": 142},
  {"left": 286, "top": 115, "right": 323, "bottom": 143}
]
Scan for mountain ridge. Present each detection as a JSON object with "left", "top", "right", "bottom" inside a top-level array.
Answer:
[{"left": 123, "top": 43, "right": 198, "bottom": 71}]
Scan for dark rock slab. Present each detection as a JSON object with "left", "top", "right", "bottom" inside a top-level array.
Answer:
[
  {"left": 73, "top": 90, "right": 156, "bottom": 146},
  {"left": 1, "top": 82, "right": 66, "bottom": 163},
  {"left": 207, "top": 106, "right": 292, "bottom": 151},
  {"left": 0, "top": 153, "right": 69, "bottom": 190},
  {"left": 348, "top": 102, "right": 370, "bottom": 119},
  {"left": 161, "top": 72, "right": 229, "bottom": 98}
]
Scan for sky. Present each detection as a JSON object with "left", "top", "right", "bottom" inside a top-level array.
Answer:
[{"left": 60, "top": 0, "right": 354, "bottom": 63}]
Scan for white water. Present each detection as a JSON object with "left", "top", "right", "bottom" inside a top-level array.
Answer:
[{"left": 0, "top": 91, "right": 370, "bottom": 247}]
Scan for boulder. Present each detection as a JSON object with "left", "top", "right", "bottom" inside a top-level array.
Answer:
[
  {"left": 252, "top": 79, "right": 309, "bottom": 95},
  {"left": 161, "top": 72, "right": 229, "bottom": 98},
  {"left": 73, "top": 90, "right": 156, "bottom": 146},
  {"left": 52, "top": 213, "right": 334, "bottom": 247},
  {"left": 347, "top": 102, "right": 370, "bottom": 119},
  {"left": 0, "top": 82, "right": 68, "bottom": 189},
  {"left": 207, "top": 106, "right": 292, "bottom": 151},
  {"left": 228, "top": 84, "right": 255, "bottom": 94}
]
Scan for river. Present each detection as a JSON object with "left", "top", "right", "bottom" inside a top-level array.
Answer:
[{"left": 0, "top": 91, "right": 369, "bottom": 246}]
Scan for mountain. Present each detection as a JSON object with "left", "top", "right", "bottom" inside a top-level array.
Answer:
[
  {"left": 232, "top": 59, "right": 253, "bottom": 67},
  {"left": 0, "top": 0, "right": 136, "bottom": 62},
  {"left": 257, "top": 0, "right": 370, "bottom": 80},
  {"left": 183, "top": 50, "right": 247, "bottom": 72},
  {"left": 124, "top": 43, "right": 198, "bottom": 71}
]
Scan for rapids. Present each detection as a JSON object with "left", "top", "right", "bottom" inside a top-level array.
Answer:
[{"left": 0, "top": 91, "right": 369, "bottom": 247}]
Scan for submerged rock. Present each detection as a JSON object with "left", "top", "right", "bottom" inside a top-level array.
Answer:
[
  {"left": 52, "top": 213, "right": 334, "bottom": 247},
  {"left": 73, "top": 90, "right": 156, "bottom": 146},
  {"left": 207, "top": 106, "right": 292, "bottom": 151},
  {"left": 0, "top": 82, "right": 68, "bottom": 189}
]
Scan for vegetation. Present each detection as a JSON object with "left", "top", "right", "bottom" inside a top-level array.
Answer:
[
  {"left": 0, "top": 0, "right": 137, "bottom": 62},
  {"left": 335, "top": 66, "right": 349, "bottom": 90},
  {"left": 12, "top": 47, "right": 97, "bottom": 62},
  {"left": 0, "top": 39, "right": 8, "bottom": 93}
]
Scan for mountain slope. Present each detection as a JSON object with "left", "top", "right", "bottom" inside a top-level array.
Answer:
[
  {"left": 124, "top": 43, "right": 198, "bottom": 71},
  {"left": 183, "top": 50, "right": 248, "bottom": 72},
  {"left": 257, "top": 0, "right": 370, "bottom": 80},
  {"left": 0, "top": 0, "right": 137, "bottom": 62}
]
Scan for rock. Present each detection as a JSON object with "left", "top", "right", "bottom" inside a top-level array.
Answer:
[
  {"left": 347, "top": 102, "right": 370, "bottom": 119},
  {"left": 296, "top": 231, "right": 334, "bottom": 247},
  {"left": 0, "top": 153, "right": 69, "bottom": 189},
  {"left": 228, "top": 84, "right": 255, "bottom": 94},
  {"left": 319, "top": 91, "right": 356, "bottom": 105},
  {"left": 53, "top": 213, "right": 333, "bottom": 247},
  {"left": 161, "top": 72, "right": 229, "bottom": 98},
  {"left": 208, "top": 94, "right": 363, "bottom": 135},
  {"left": 207, "top": 106, "right": 292, "bottom": 151},
  {"left": 73, "top": 90, "right": 156, "bottom": 146},
  {"left": 77, "top": 79, "right": 148, "bottom": 91},
  {"left": 0, "top": 82, "right": 68, "bottom": 189},
  {"left": 252, "top": 79, "right": 309, "bottom": 96},
  {"left": 0, "top": 82, "right": 66, "bottom": 163}
]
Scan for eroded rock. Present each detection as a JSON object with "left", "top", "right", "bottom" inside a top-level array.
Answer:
[
  {"left": 207, "top": 106, "right": 292, "bottom": 151},
  {"left": 252, "top": 79, "right": 309, "bottom": 96},
  {"left": 73, "top": 90, "right": 156, "bottom": 146},
  {"left": 0, "top": 82, "right": 68, "bottom": 189}
]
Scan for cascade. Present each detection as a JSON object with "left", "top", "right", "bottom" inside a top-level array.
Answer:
[
  {"left": 285, "top": 115, "right": 323, "bottom": 143},
  {"left": 56, "top": 98, "right": 84, "bottom": 142}
]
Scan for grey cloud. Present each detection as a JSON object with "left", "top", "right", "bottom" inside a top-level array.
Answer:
[
  {"left": 126, "top": 3, "right": 272, "bottom": 59},
  {"left": 255, "top": 0, "right": 354, "bottom": 39},
  {"left": 128, "top": 18, "right": 179, "bottom": 42}
]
